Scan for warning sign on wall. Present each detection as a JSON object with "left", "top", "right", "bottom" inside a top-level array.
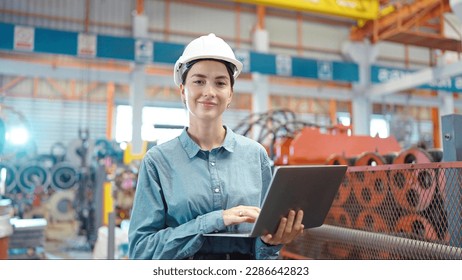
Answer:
[
  {"left": 78, "top": 33, "right": 97, "bottom": 57},
  {"left": 14, "top": 26, "right": 34, "bottom": 51}
]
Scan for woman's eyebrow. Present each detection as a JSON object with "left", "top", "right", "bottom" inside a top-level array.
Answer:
[
  {"left": 215, "top": 75, "right": 230, "bottom": 80},
  {"left": 190, "top": 73, "right": 207, "bottom": 79},
  {"left": 190, "top": 73, "right": 229, "bottom": 80}
]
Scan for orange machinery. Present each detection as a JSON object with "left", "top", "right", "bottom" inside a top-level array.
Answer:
[{"left": 272, "top": 125, "right": 401, "bottom": 165}]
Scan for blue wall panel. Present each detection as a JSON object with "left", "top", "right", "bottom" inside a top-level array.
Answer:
[
  {"left": 0, "top": 22, "right": 361, "bottom": 84},
  {"left": 97, "top": 35, "right": 135, "bottom": 61},
  {"left": 292, "top": 57, "right": 318, "bottom": 79},
  {"left": 35, "top": 28, "right": 77, "bottom": 55},
  {"left": 0, "top": 23, "right": 14, "bottom": 50},
  {"left": 333, "top": 61, "right": 358, "bottom": 82},
  {"left": 153, "top": 42, "right": 184, "bottom": 64},
  {"left": 250, "top": 52, "right": 276, "bottom": 75}
]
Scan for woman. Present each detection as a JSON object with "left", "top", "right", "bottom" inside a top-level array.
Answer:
[{"left": 128, "top": 33, "right": 304, "bottom": 260}]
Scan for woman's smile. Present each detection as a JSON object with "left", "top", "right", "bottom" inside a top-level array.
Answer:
[{"left": 198, "top": 100, "right": 218, "bottom": 108}]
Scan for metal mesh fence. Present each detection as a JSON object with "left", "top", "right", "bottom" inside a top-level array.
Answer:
[{"left": 283, "top": 162, "right": 462, "bottom": 259}]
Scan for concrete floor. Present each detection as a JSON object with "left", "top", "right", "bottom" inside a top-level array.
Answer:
[
  {"left": 6, "top": 217, "right": 129, "bottom": 260},
  {"left": 43, "top": 227, "right": 129, "bottom": 260},
  {"left": 44, "top": 236, "right": 94, "bottom": 259}
]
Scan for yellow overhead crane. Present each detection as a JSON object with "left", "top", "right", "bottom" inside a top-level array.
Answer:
[{"left": 234, "top": 0, "right": 382, "bottom": 21}]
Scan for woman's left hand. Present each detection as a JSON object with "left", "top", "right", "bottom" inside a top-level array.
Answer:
[{"left": 260, "top": 209, "right": 304, "bottom": 245}]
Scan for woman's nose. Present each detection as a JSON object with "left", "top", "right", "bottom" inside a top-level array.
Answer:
[{"left": 203, "top": 84, "right": 216, "bottom": 97}]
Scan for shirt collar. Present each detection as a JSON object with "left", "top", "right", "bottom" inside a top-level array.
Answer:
[{"left": 179, "top": 125, "right": 236, "bottom": 158}]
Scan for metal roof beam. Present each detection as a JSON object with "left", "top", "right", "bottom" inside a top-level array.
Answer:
[
  {"left": 234, "top": 0, "right": 380, "bottom": 20},
  {"left": 369, "top": 60, "right": 462, "bottom": 97},
  {"left": 0, "top": 58, "right": 132, "bottom": 84},
  {"left": 369, "top": 93, "right": 459, "bottom": 108},
  {"left": 0, "top": 58, "right": 177, "bottom": 87},
  {"left": 2, "top": 59, "right": 460, "bottom": 109},
  {"left": 234, "top": 80, "right": 354, "bottom": 101}
]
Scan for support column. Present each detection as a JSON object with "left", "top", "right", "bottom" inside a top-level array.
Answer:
[
  {"left": 342, "top": 41, "right": 378, "bottom": 136},
  {"left": 133, "top": 1, "right": 148, "bottom": 38},
  {"left": 252, "top": 73, "right": 269, "bottom": 113},
  {"left": 251, "top": 26, "right": 270, "bottom": 115},
  {"left": 253, "top": 5, "right": 269, "bottom": 53},
  {"left": 252, "top": 29, "right": 269, "bottom": 53},
  {"left": 439, "top": 91, "right": 455, "bottom": 116},
  {"left": 129, "top": 5, "right": 148, "bottom": 154},
  {"left": 106, "top": 82, "right": 115, "bottom": 140},
  {"left": 130, "top": 65, "right": 145, "bottom": 154},
  {"left": 441, "top": 114, "right": 462, "bottom": 248},
  {"left": 351, "top": 94, "right": 370, "bottom": 135},
  {"left": 251, "top": 6, "right": 270, "bottom": 140},
  {"left": 437, "top": 91, "right": 455, "bottom": 148}
]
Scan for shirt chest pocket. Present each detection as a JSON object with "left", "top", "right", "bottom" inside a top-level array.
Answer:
[{"left": 162, "top": 174, "right": 214, "bottom": 223}]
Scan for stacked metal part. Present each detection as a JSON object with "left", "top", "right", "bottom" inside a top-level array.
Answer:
[
  {"left": 0, "top": 161, "right": 79, "bottom": 194},
  {"left": 0, "top": 199, "right": 13, "bottom": 259},
  {"left": 1, "top": 135, "right": 126, "bottom": 251},
  {"left": 283, "top": 147, "right": 462, "bottom": 260},
  {"left": 7, "top": 218, "right": 47, "bottom": 259},
  {"left": 0, "top": 157, "right": 80, "bottom": 219}
]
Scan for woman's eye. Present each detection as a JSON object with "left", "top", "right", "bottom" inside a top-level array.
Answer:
[
  {"left": 216, "top": 81, "right": 227, "bottom": 86},
  {"left": 193, "top": 80, "right": 204, "bottom": 85}
]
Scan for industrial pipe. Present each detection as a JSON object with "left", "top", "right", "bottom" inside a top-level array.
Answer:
[{"left": 304, "top": 224, "right": 462, "bottom": 259}]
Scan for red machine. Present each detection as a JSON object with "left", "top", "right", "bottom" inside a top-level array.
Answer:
[{"left": 273, "top": 125, "right": 401, "bottom": 165}]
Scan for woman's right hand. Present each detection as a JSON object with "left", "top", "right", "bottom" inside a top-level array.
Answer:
[{"left": 223, "top": 205, "right": 261, "bottom": 226}]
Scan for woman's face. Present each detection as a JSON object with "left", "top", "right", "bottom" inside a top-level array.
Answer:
[{"left": 181, "top": 60, "right": 233, "bottom": 122}]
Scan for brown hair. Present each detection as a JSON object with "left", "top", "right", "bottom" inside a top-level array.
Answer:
[{"left": 181, "top": 59, "right": 236, "bottom": 88}]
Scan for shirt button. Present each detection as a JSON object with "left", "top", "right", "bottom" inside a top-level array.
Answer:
[
  {"left": 214, "top": 188, "right": 220, "bottom": 193},
  {"left": 210, "top": 162, "right": 215, "bottom": 166}
]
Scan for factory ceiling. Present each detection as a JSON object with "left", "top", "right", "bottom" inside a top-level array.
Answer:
[{"left": 233, "top": 0, "right": 461, "bottom": 52}]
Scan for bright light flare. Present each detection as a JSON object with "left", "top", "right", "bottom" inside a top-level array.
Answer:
[
  {"left": 6, "top": 127, "right": 30, "bottom": 145},
  {"left": 119, "top": 141, "right": 128, "bottom": 150}
]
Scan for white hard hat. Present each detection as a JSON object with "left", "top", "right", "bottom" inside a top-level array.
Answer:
[{"left": 173, "top": 33, "right": 243, "bottom": 87}]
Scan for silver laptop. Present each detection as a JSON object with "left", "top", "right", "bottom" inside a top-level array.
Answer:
[{"left": 203, "top": 165, "right": 347, "bottom": 238}]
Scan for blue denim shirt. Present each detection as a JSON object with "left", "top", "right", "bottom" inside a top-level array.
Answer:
[{"left": 128, "top": 126, "right": 283, "bottom": 259}]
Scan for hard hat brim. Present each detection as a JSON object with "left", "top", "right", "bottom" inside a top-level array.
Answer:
[{"left": 173, "top": 54, "right": 243, "bottom": 87}]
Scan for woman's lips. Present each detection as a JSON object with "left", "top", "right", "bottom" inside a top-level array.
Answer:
[{"left": 199, "top": 101, "right": 217, "bottom": 107}]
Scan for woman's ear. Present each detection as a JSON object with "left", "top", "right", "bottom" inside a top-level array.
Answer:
[
  {"left": 180, "top": 84, "right": 185, "bottom": 100},
  {"left": 180, "top": 85, "right": 187, "bottom": 107},
  {"left": 227, "top": 89, "right": 234, "bottom": 105}
]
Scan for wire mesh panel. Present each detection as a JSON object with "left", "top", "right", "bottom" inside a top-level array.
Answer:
[{"left": 283, "top": 162, "right": 462, "bottom": 259}]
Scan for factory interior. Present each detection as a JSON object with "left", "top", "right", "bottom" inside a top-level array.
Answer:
[{"left": 1, "top": 0, "right": 462, "bottom": 261}]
